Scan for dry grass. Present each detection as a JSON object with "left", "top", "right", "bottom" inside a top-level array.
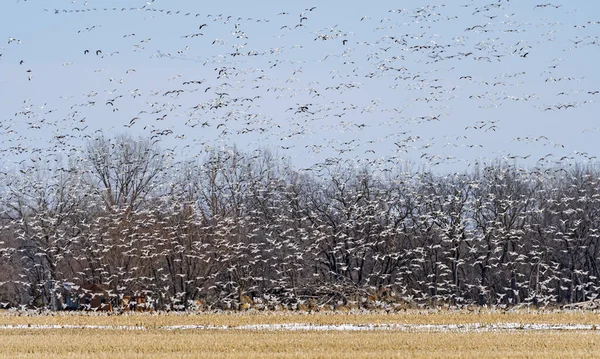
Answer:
[
  {"left": 2, "top": 308, "right": 600, "bottom": 327},
  {"left": 1, "top": 329, "right": 600, "bottom": 358},
  {"left": 2, "top": 309, "right": 600, "bottom": 358}
]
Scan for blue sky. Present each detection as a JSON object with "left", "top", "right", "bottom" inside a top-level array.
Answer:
[{"left": 1, "top": 0, "right": 599, "bottom": 173}]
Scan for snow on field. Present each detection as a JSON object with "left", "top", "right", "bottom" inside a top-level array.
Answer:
[
  {"left": 1, "top": 323, "right": 599, "bottom": 332},
  {"left": 160, "top": 323, "right": 600, "bottom": 332},
  {"left": 0, "top": 324, "right": 145, "bottom": 330}
]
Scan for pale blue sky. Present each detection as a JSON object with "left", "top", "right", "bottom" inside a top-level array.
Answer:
[{"left": 1, "top": 0, "right": 599, "bottom": 173}]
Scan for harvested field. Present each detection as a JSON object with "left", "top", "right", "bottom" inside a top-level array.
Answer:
[
  {"left": 1, "top": 310, "right": 600, "bottom": 358},
  {"left": 3, "top": 308, "right": 600, "bottom": 327},
  {"left": 2, "top": 328, "right": 600, "bottom": 358}
]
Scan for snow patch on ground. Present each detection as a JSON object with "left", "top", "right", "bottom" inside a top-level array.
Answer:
[
  {"left": 1, "top": 323, "right": 599, "bottom": 332},
  {"left": 0, "top": 324, "right": 145, "bottom": 330},
  {"left": 162, "top": 323, "right": 600, "bottom": 332}
]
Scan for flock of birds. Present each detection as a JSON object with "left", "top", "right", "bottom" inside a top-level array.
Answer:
[
  {"left": 1, "top": 144, "right": 600, "bottom": 310},
  {"left": 0, "top": 0, "right": 599, "bottom": 310},
  {"left": 1, "top": 0, "right": 599, "bottom": 173}
]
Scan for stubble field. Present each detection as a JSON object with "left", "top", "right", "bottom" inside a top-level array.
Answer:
[{"left": 2, "top": 309, "right": 600, "bottom": 358}]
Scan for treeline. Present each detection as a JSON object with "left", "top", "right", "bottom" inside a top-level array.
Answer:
[{"left": 1, "top": 134, "right": 600, "bottom": 310}]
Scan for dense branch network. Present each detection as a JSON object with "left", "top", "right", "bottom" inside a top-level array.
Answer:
[{"left": 0, "top": 136, "right": 599, "bottom": 310}]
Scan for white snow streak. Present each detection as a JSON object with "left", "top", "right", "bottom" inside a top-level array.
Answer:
[
  {"left": 1, "top": 323, "right": 600, "bottom": 332},
  {"left": 160, "top": 323, "right": 600, "bottom": 332},
  {"left": 0, "top": 324, "right": 145, "bottom": 330}
]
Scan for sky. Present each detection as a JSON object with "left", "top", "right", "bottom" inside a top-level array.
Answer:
[{"left": 1, "top": 0, "right": 599, "bottom": 174}]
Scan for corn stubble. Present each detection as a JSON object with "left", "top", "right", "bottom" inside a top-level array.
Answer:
[
  {"left": 1, "top": 310, "right": 600, "bottom": 358},
  {"left": 2, "top": 309, "right": 600, "bottom": 327},
  {"left": 1, "top": 330, "right": 599, "bottom": 359}
]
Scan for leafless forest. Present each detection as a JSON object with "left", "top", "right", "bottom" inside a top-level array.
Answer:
[{"left": 1, "top": 134, "right": 599, "bottom": 310}]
